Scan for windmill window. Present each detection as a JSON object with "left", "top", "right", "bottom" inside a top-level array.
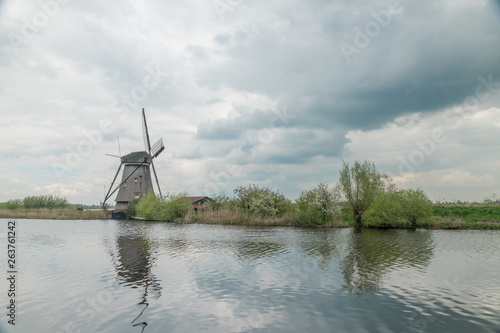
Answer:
[
  {"left": 134, "top": 192, "right": 140, "bottom": 199},
  {"left": 124, "top": 182, "right": 127, "bottom": 187},
  {"left": 135, "top": 178, "right": 138, "bottom": 183}
]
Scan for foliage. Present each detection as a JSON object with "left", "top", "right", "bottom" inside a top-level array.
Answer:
[
  {"left": 338, "top": 160, "right": 389, "bottom": 227},
  {"left": 233, "top": 184, "right": 292, "bottom": 217},
  {"left": 363, "top": 191, "right": 404, "bottom": 228},
  {"left": 125, "top": 199, "right": 140, "bottom": 219},
  {"left": 363, "top": 189, "right": 433, "bottom": 228},
  {"left": 0, "top": 195, "right": 70, "bottom": 209},
  {"left": 136, "top": 190, "right": 192, "bottom": 221},
  {"left": 399, "top": 189, "right": 433, "bottom": 228},
  {"left": 295, "top": 183, "right": 341, "bottom": 225},
  {"left": 0, "top": 199, "right": 22, "bottom": 210},
  {"left": 207, "top": 192, "right": 233, "bottom": 211}
]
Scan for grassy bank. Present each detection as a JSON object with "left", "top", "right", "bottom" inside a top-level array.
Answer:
[
  {"left": 0, "top": 208, "right": 111, "bottom": 220},
  {"left": 184, "top": 209, "right": 351, "bottom": 228},
  {"left": 2, "top": 206, "right": 499, "bottom": 230}
]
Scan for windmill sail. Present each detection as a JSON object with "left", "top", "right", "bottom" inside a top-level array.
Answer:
[
  {"left": 142, "top": 108, "right": 151, "bottom": 153},
  {"left": 151, "top": 138, "right": 165, "bottom": 158}
]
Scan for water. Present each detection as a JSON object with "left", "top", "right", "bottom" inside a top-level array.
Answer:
[{"left": 1, "top": 219, "right": 499, "bottom": 333}]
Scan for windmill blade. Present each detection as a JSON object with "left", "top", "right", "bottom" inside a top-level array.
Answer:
[
  {"left": 142, "top": 108, "right": 152, "bottom": 154},
  {"left": 103, "top": 163, "right": 123, "bottom": 205},
  {"left": 151, "top": 138, "right": 165, "bottom": 158},
  {"left": 151, "top": 160, "right": 162, "bottom": 197},
  {"left": 117, "top": 136, "right": 122, "bottom": 157}
]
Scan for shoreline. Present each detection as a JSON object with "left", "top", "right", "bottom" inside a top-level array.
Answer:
[{"left": 1, "top": 208, "right": 500, "bottom": 229}]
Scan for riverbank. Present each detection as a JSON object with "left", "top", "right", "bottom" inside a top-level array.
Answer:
[
  {"left": 0, "top": 208, "right": 111, "bottom": 220},
  {"left": 1, "top": 206, "right": 499, "bottom": 229}
]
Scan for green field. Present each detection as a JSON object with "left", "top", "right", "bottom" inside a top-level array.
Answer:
[{"left": 432, "top": 205, "right": 500, "bottom": 222}]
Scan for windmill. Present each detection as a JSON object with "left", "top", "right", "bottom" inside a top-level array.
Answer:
[{"left": 103, "top": 108, "right": 165, "bottom": 218}]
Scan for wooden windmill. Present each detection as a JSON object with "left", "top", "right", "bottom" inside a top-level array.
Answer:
[{"left": 103, "top": 108, "right": 165, "bottom": 218}]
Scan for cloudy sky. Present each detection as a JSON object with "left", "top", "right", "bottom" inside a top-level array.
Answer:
[{"left": 1, "top": 0, "right": 500, "bottom": 205}]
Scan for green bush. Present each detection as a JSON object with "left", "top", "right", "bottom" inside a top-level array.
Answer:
[
  {"left": 234, "top": 184, "right": 292, "bottom": 217},
  {"left": 0, "top": 199, "right": 23, "bottom": 210},
  {"left": 125, "top": 199, "right": 140, "bottom": 219},
  {"left": 294, "top": 183, "right": 341, "bottom": 225},
  {"left": 363, "top": 191, "right": 404, "bottom": 228},
  {"left": 22, "top": 195, "right": 70, "bottom": 209},
  {"left": 136, "top": 190, "right": 192, "bottom": 221},
  {"left": 363, "top": 189, "right": 432, "bottom": 228}
]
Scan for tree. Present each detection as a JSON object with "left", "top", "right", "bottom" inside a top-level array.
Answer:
[
  {"left": 399, "top": 189, "right": 433, "bottom": 228},
  {"left": 363, "top": 188, "right": 433, "bottom": 228},
  {"left": 295, "top": 183, "right": 341, "bottom": 225},
  {"left": 338, "top": 160, "right": 388, "bottom": 227}
]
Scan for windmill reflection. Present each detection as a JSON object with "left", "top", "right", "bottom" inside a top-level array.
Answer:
[
  {"left": 340, "top": 229, "right": 434, "bottom": 294},
  {"left": 114, "top": 234, "right": 162, "bottom": 332}
]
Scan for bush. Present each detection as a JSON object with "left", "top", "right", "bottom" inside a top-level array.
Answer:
[
  {"left": 136, "top": 190, "right": 192, "bottom": 221},
  {"left": 22, "top": 195, "right": 70, "bottom": 209},
  {"left": 363, "top": 191, "right": 404, "bottom": 228},
  {"left": 125, "top": 199, "right": 140, "bottom": 219},
  {"left": 0, "top": 199, "right": 23, "bottom": 210},
  {"left": 234, "top": 184, "right": 292, "bottom": 218},
  {"left": 363, "top": 189, "right": 433, "bottom": 228},
  {"left": 294, "top": 183, "right": 341, "bottom": 225}
]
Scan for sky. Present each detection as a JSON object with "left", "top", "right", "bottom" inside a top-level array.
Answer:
[{"left": 1, "top": 0, "right": 500, "bottom": 205}]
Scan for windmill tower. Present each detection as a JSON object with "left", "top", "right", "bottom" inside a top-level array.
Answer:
[{"left": 103, "top": 109, "right": 165, "bottom": 218}]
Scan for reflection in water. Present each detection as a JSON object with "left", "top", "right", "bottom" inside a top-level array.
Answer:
[
  {"left": 113, "top": 229, "right": 162, "bottom": 332},
  {"left": 340, "top": 229, "right": 435, "bottom": 294}
]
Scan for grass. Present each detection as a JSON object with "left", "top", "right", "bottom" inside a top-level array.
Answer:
[
  {"left": 432, "top": 205, "right": 500, "bottom": 222},
  {"left": 0, "top": 208, "right": 111, "bottom": 220}
]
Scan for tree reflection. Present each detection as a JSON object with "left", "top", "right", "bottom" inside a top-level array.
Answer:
[{"left": 340, "top": 229, "right": 434, "bottom": 294}]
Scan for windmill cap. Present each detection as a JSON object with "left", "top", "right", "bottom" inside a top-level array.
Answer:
[{"left": 122, "top": 151, "right": 151, "bottom": 164}]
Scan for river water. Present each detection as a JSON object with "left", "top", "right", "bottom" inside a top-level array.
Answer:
[{"left": 1, "top": 219, "right": 499, "bottom": 333}]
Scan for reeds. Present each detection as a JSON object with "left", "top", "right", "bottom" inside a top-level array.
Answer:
[{"left": 0, "top": 208, "right": 111, "bottom": 220}]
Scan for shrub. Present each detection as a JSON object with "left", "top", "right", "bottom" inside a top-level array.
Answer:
[
  {"left": 136, "top": 190, "right": 192, "bottom": 221},
  {"left": 363, "top": 191, "right": 404, "bottom": 228},
  {"left": 234, "top": 184, "right": 291, "bottom": 217},
  {"left": 22, "top": 195, "right": 70, "bottom": 209},
  {"left": 399, "top": 189, "right": 433, "bottom": 228},
  {"left": 363, "top": 188, "right": 433, "bottom": 228},
  {"left": 0, "top": 199, "right": 22, "bottom": 210},
  {"left": 125, "top": 199, "right": 140, "bottom": 219},
  {"left": 294, "top": 183, "right": 341, "bottom": 225}
]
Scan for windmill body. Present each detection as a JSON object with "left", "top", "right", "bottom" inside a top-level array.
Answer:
[
  {"left": 114, "top": 151, "right": 154, "bottom": 211},
  {"left": 104, "top": 109, "right": 165, "bottom": 218}
]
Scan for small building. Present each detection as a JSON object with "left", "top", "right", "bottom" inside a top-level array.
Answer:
[{"left": 188, "top": 196, "right": 211, "bottom": 211}]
